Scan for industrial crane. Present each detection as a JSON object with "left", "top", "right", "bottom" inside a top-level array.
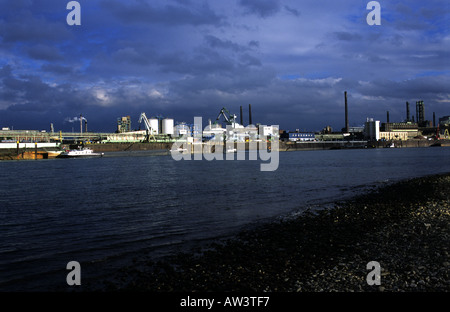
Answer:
[
  {"left": 215, "top": 107, "right": 237, "bottom": 125},
  {"left": 138, "top": 112, "right": 152, "bottom": 131},
  {"left": 138, "top": 112, "right": 157, "bottom": 142}
]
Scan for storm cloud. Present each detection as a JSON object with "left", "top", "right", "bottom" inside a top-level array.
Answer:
[{"left": 0, "top": 0, "right": 448, "bottom": 132}]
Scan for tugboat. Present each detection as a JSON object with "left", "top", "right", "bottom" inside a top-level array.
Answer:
[{"left": 58, "top": 147, "right": 104, "bottom": 158}]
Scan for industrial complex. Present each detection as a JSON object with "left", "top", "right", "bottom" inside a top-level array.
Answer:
[
  {"left": 280, "top": 93, "right": 449, "bottom": 149},
  {"left": 0, "top": 92, "right": 449, "bottom": 159}
]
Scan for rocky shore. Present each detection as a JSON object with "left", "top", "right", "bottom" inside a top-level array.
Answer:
[{"left": 98, "top": 172, "right": 449, "bottom": 292}]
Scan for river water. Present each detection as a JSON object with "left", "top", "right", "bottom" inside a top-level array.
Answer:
[{"left": 0, "top": 147, "right": 449, "bottom": 291}]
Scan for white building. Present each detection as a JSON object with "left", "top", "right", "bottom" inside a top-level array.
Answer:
[
  {"left": 261, "top": 126, "right": 279, "bottom": 137},
  {"left": 174, "top": 123, "right": 190, "bottom": 137}
]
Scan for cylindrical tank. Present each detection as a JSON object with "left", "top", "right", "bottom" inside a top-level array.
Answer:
[
  {"left": 149, "top": 118, "right": 159, "bottom": 134},
  {"left": 162, "top": 118, "right": 174, "bottom": 135}
]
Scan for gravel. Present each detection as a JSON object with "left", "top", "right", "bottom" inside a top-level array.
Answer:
[{"left": 92, "top": 172, "right": 450, "bottom": 292}]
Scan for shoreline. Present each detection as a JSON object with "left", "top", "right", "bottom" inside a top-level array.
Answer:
[
  {"left": 1, "top": 139, "right": 449, "bottom": 161},
  {"left": 90, "top": 172, "right": 450, "bottom": 292}
]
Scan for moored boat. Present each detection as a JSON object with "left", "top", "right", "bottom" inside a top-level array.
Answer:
[{"left": 58, "top": 147, "right": 104, "bottom": 158}]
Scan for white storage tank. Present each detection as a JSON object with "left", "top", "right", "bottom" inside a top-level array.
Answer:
[
  {"left": 162, "top": 118, "right": 174, "bottom": 135},
  {"left": 149, "top": 118, "right": 159, "bottom": 135}
]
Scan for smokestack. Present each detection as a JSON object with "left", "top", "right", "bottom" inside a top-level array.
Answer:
[
  {"left": 416, "top": 102, "right": 418, "bottom": 124},
  {"left": 416, "top": 100, "right": 425, "bottom": 124},
  {"left": 249, "top": 104, "right": 252, "bottom": 125},
  {"left": 344, "top": 91, "right": 349, "bottom": 133},
  {"left": 240, "top": 106, "right": 243, "bottom": 126},
  {"left": 433, "top": 112, "right": 436, "bottom": 127},
  {"left": 85, "top": 120, "right": 88, "bottom": 133},
  {"left": 406, "top": 102, "right": 410, "bottom": 122},
  {"left": 80, "top": 114, "right": 83, "bottom": 134},
  {"left": 387, "top": 111, "right": 390, "bottom": 123}
]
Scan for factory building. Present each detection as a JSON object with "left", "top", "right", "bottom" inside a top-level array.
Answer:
[
  {"left": 365, "top": 119, "right": 415, "bottom": 141},
  {"left": 282, "top": 131, "right": 315, "bottom": 142},
  {"left": 203, "top": 122, "right": 227, "bottom": 141},
  {"left": 261, "top": 126, "right": 279, "bottom": 137},
  {"left": 314, "top": 133, "right": 345, "bottom": 141},
  {"left": 381, "top": 122, "right": 419, "bottom": 139},
  {"left": 439, "top": 116, "right": 450, "bottom": 126},
  {"left": 379, "top": 131, "right": 409, "bottom": 141},
  {"left": 175, "top": 123, "right": 190, "bottom": 137},
  {"left": 106, "top": 130, "right": 147, "bottom": 143},
  {"left": 117, "top": 116, "right": 131, "bottom": 133}
]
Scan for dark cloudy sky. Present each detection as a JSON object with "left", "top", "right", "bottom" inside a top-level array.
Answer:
[{"left": 0, "top": 0, "right": 448, "bottom": 132}]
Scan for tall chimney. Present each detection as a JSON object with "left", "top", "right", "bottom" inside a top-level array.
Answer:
[
  {"left": 344, "top": 91, "right": 349, "bottom": 133},
  {"left": 85, "top": 120, "right": 88, "bottom": 133},
  {"left": 240, "top": 106, "right": 243, "bottom": 125},
  {"left": 387, "top": 111, "right": 390, "bottom": 123},
  {"left": 406, "top": 102, "right": 410, "bottom": 122},
  {"left": 249, "top": 104, "right": 252, "bottom": 125},
  {"left": 80, "top": 114, "right": 83, "bottom": 134},
  {"left": 433, "top": 112, "right": 436, "bottom": 127},
  {"left": 416, "top": 101, "right": 425, "bottom": 124}
]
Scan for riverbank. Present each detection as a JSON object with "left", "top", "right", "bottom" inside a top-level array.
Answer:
[
  {"left": 82, "top": 139, "right": 448, "bottom": 153},
  {"left": 94, "top": 172, "right": 449, "bottom": 292},
  {"left": 1, "top": 138, "right": 449, "bottom": 160}
]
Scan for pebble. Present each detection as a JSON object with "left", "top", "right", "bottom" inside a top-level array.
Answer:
[{"left": 88, "top": 173, "right": 450, "bottom": 292}]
